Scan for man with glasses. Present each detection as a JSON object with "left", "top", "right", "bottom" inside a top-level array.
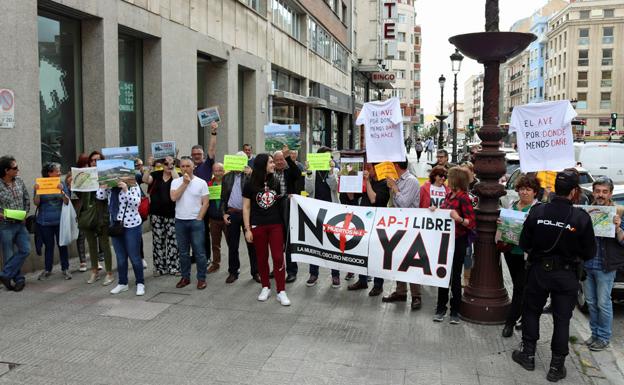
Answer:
[
  {"left": 513, "top": 169, "right": 596, "bottom": 382},
  {"left": 582, "top": 177, "right": 624, "bottom": 352},
  {"left": 432, "top": 149, "right": 454, "bottom": 170},
  {"left": 0, "top": 156, "right": 30, "bottom": 291},
  {"left": 171, "top": 157, "right": 210, "bottom": 290},
  {"left": 191, "top": 121, "right": 218, "bottom": 267}
]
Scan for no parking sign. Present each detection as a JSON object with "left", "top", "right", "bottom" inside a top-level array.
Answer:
[{"left": 0, "top": 89, "right": 15, "bottom": 129}]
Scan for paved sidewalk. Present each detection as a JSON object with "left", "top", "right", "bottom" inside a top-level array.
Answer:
[{"left": 0, "top": 230, "right": 618, "bottom": 385}]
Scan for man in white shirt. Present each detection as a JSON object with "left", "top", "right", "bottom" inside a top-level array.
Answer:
[{"left": 171, "top": 157, "right": 210, "bottom": 290}]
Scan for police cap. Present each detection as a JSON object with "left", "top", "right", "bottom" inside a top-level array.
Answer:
[{"left": 555, "top": 169, "right": 579, "bottom": 194}]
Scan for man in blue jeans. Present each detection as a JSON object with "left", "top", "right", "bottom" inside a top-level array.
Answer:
[
  {"left": 583, "top": 177, "right": 624, "bottom": 351},
  {"left": 0, "top": 155, "right": 31, "bottom": 292},
  {"left": 171, "top": 157, "right": 210, "bottom": 290}
]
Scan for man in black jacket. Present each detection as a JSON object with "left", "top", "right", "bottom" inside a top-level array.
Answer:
[
  {"left": 220, "top": 163, "right": 259, "bottom": 284},
  {"left": 582, "top": 177, "right": 624, "bottom": 352},
  {"left": 273, "top": 150, "right": 302, "bottom": 283},
  {"left": 513, "top": 169, "right": 596, "bottom": 382}
]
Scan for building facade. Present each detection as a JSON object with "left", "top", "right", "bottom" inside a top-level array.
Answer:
[
  {"left": 463, "top": 73, "right": 484, "bottom": 129},
  {"left": 546, "top": 0, "right": 624, "bottom": 136},
  {"left": 500, "top": 0, "right": 567, "bottom": 124},
  {"left": 353, "top": 0, "right": 420, "bottom": 140},
  {"left": 1, "top": 0, "right": 355, "bottom": 186}
]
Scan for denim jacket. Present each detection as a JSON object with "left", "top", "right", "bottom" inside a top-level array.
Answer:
[{"left": 35, "top": 183, "right": 70, "bottom": 226}]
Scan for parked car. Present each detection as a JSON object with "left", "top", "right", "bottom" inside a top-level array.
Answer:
[
  {"left": 501, "top": 167, "right": 594, "bottom": 208},
  {"left": 575, "top": 142, "right": 624, "bottom": 183}
]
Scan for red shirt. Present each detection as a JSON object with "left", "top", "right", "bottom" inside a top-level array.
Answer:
[{"left": 441, "top": 190, "right": 476, "bottom": 238}]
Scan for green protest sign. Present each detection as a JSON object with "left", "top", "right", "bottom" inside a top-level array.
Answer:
[
  {"left": 223, "top": 155, "right": 248, "bottom": 171},
  {"left": 4, "top": 209, "right": 27, "bottom": 221},
  {"left": 208, "top": 185, "right": 222, "bottom": 200},
  {"left": 307, "top": 153, "right": 331, "bottom": 171}
]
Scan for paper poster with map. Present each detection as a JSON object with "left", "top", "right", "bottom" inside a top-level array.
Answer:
[
  {"left": 576, "top": 205, "right": 616, "bottom": 238},
  {"left": 498, "top": 209, "right": 528, "bottom": 245}
]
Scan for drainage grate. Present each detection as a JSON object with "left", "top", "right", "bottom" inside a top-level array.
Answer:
[{"left": 147, "top": 292, "right": 190, "bottom": 304}]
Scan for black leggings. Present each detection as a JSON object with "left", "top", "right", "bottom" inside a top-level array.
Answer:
[{"left": 436, "top": 235, "right": 468, "bottom": 316}]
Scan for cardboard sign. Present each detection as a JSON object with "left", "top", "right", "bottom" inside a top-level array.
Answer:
[
  {"left": 71, "top": 167, "right": 99, "bottom": 192},
  {"left": 151, "top": 141, "right": 176, "bottom": 159},
  {"left": 101, "top": 146, "right": 139, "bottom": 160},
  {"left": 208, "top": 185, "right": 222, "bottom": 200},
  {"left": 3, "top": 209, "right": 26, "bottom": 221},
  {"left": 374, "top": 162, "right": 399, "bottom": 181},
  {"left": 96, "top": 159, "right": 135, "bottom": 187},
  {"left": 536, "top": 171, "right": 557, "bottom": 191},
  {"left": 307, "top": 153, "right": 331, "bottom": 171},
  {"left": 197, "top": 106, "right": 221, "bottom": 127},
  {"left": 223, "top": 155, "right": 248, "bottom": 171},
  {"left": 35, "top": 177, "right": 61, "bottom": 195}
]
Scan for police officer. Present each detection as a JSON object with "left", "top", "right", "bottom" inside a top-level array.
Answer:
[{"left": 512, "top": 169, "right": 596, "bottom": 382}]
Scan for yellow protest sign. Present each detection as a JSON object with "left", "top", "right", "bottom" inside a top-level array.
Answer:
[
  {"left": 374, "top": 162, "right": 399, "bottom": 181},
  {"left": 36, "top": 177, "right": 61, "bottom": 195},
  {"left": 223, "top": 155, "right": 248, "bottom": 171},
  {"left": 537, "top": 171, "right": 557, "bottom": 191},
  {"left": 3, "top": 209, "right": 27, "bottom": 221},
  {"left": 307, "top": 153, "right": 331, "bottom": 171},
  {"left": 208, "top": 185, "right": 222, "bottom": 200}
]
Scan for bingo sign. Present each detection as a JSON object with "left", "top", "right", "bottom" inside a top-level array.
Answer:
[{"left": 0, "top": 89, "right": 15, "bottom": 129}]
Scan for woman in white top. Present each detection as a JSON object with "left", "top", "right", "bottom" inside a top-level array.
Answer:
[{"left": 96, "top": 179, "right": 144, "bottom": 296}]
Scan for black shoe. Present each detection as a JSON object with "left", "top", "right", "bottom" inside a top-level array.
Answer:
[
  {"left": 13, "top": 281, "right": 25, "bottom": 292},
  {"left": 502, "top": 324, "right": 514, "bottom": 338},
  {"left": 368, "top": 286, "right": 383, "bottom": 297},
  {"left": 410, "top": 297, "right": 422, "bottom": 310},
  {"left": 0, "top": 276, "right": 14, "bottom": 291},
  {"left": 269, "top": 271, "right": 274, "bottom": 279},
  {"left": 348, "top": 281, "right": 368, "bottom": 291},
  {"left": 512, "top": 350, "right": 535, "bottom": 371},
  {"left": 546, "top": 355, "right": 566, "bottom": 382},
  {"left": 515, "top": 321, "right": 523, "bottom": 330},
  {"left": 285, "top": 274, "right": 297, "bottom": 283}
]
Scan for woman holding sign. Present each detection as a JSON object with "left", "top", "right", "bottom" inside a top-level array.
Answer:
[
  {"left": 499, "top": 174, "right": 540, "bottom": 338},
  {"left": 143, "top": 155, "right": 180, "bottom": 276},
  {"left": 34, "top": 162, "right": 71, "bottom": 280},
  {"left": 433, "top": 167, "right": 476, "bottom": 325},
  {"left": 243, "top": 154, "right": 291, "bottom": 306}
]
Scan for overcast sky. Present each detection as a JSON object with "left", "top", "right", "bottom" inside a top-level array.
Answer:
[{"left": 416, "top": 0, "right": 553, "bottom": 115}]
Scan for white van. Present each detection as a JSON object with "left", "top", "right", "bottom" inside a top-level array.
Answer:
[{"left": 574, "top": 142, "right": 624, "bottom": 182}]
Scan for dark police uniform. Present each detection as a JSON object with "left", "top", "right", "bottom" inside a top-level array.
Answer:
[{"left": 514, "top": 170, "right": 596, "bottom": 382}]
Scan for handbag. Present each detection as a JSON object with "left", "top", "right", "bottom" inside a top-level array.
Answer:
[
  {"left": 25, "top": 214, "right": 37, "bottom": 234},
  {"left": 108, "top": 196, "right": 128, "bottom": 237},
  {"left": 138, "top": 196, "right": 149, "bottom": 221}
]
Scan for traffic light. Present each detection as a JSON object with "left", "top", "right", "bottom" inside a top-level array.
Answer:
[
  {"left": 611, "top": 113, "right": 618, "bottom": 132},
  {"left": 468, "top": 118, "right": 475, "bottom": 135}
]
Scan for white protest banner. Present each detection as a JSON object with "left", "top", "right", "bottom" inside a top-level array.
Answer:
[
  {"left": 510, "top": 100, "right": 576, "bottom": 172},
  {"left": 367, "top": 207, "right": 455, "bottom": 288},
  {"left": 289, "top": 195, "right": 456, "bottom": 287},
  {"left": 355, "top": 97, "right": 406, "bottom": 163},
  {"left": 289, "top": 195, "right": 372, "bottom": 275}
]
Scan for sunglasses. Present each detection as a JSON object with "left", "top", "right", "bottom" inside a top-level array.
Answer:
[
  {"left": 9, "top": 166, "right": 18, "bottom": 171},
  {"left": 436, "top": 174, "right": 447, "bottom": 178}
]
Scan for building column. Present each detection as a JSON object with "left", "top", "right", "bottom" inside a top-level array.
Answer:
[{"left": 82, "top": 0, "right": 119, "bottom": 150}]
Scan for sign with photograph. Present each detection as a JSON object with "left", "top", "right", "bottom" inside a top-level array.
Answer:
[
  {"left": 151, "top": 141, "right": 176, "bottom": 159},
  {"left": 197, "top": 106, "right": 221, "bottom": 127},
  {"left": 96, "top": 160, "right": 135, "bottom": 187},
  {"left": 101, "top": 146, "right": 139, "bottom": 160},
  {"left": 70, "top": 167, "right": 99, "bottom": 192}
]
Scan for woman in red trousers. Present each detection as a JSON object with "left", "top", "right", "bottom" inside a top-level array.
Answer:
[{"left": 243, "top": 153, "right": 291, "bottom": 306}]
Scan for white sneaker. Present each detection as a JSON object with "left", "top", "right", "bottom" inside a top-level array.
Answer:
[
  {"left": 276, "top": 291, "right": 291, "bottom": 306},
  {"left": 110, "top": 284, "right": 129, "bottom": 294},
  {"left": 142, "top": 259, "right": 148, "bottom": 269},
  {"left": 136, "top": 283, "right": 145, "bottom": 296},
  {"left": 257, "top": 287, "right": 271, "bottom": 302}
]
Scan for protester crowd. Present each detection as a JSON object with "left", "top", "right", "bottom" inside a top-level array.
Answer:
[{"left": 0, "top": 125, "right": 622, "bottom": 381}]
